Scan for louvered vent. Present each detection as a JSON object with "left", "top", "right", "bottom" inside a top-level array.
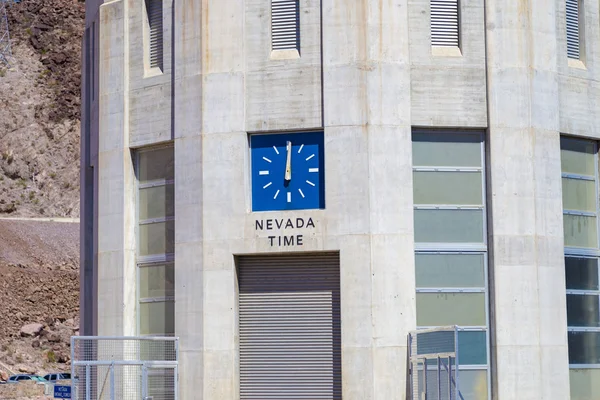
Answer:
[
  {"left": 238, "top": 253, "right": 342, "bottom": 400},
  {"left": 146, "top": 0, "right": 163, "bottom": 69},
  {"left": 431, "top": 0, "right": 459, "bottom": 47},
  {"left": 271, "top": 0, "right": 300, "bottom": 51},
  {"left": 566, "top": 0, "right": 580, "bottom": 59}
]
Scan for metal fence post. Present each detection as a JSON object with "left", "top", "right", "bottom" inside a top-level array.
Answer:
[
  {"left": 109, "top": 363, "right": 115, "bottom": 400},
  {"left": 85, "top": 365, "right": 91, "bottom": 400}
]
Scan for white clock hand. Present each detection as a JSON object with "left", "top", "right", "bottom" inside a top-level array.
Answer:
[{"left": 285, "top": 141, "right": 292, "bottom": 181}]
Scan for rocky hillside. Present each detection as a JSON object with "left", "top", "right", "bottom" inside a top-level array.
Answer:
[
  {"left": 0, "top": 219, "right": 79, "bottom": 394},
  {"left": 0, "top": 0, "right": 84, "bottom": 218}
]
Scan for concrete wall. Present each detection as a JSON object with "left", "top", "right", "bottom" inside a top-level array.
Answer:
[{"left": 85, "top": 0, "right": 600, "bottom": 398}]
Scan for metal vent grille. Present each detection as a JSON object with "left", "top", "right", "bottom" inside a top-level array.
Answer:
[
  {"left": 238, "top": 253, "right": 341, "bottom": 400},
  {"left": 146, "top": 0, "right": 163, "bottom": 69},
  {"left": 271, "top": 0, "right": 300, "bottom": 51},
  {"left": 566, "top": 0, "right": 580, "bottom": 59},
  {"left": 431, "top": 0, "right": 459, "bottom": 47}
]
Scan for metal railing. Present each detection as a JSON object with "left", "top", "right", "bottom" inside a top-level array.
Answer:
[
  {"left": 408, "top": 326, "right": 463, "bottom": 400},
  {"left": 71, "top": 336, "right": 178, "bottom": 400}
]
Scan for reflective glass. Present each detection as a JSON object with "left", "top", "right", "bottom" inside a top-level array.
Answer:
[
  {"left": 459, "top": 370, "right": 489, "bottom": 400},
  {"left": 413, "top": 132, "right": 482, "bottom": 167},
  {"left": 138, "top": 147, "right": 174, "bottom": 183},
  {"left": 561, "top": 138, "right": 596, "bottom": 177},
  {"left": 568, "top": 331, "right": 600, "bottom": 364},
  {"left": 139, "top": 264, "right": 175, "bottom": 299},
  {"left": 567, "top": 295, "right": 600, "bottom": 327},
  {"left": 563, "top": 214, "right": 598, "bottom": 248},
  {"left": 458, "top": 331, "right": 487, "bottom": 365},
  {"left": 413, "top": 171, "right": 483, "bottom": 206},
  {"left": 416, "top": 293, "right": 486, "bottom": 326},
  {"left": 565, "top": 257, "right": 599, "bottom": 290},
  {"left": 415, "top": 253, "right": 485, "bottom": 288},
  {"left": 570, "top": 369, "right": 600, "bottom": 400},
  {"left": 140, "top": 301, "right": 175, "bottom": 335},
  {"left": 562, "top": 178, "right": 597, "bottom": 212},
  {"left": 139, "top": 184, "right": 175, "bottom": 220},
  {"left": 139, "top": 220, "right": 175, "bottom": 256},
  {"left": 414, "top": 209, "right": 484, "bottom": 244}
]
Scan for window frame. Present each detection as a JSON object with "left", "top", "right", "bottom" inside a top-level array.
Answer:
[
  {"left": 135, "top": 145, "right": 175, "bottom": 337},
  {"left": 563, "top": 138, "right": 600, "bottom": 369},
  {"left": 412, "top": 129, "right": 491, "bottom": 398}
]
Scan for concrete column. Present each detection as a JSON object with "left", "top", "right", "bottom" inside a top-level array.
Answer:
[
  {"left": 322, "top": 1, "right": 414, "bottom": 398},
  {"left": 97, "top": 0, "right": 134, "bottom": 337},
  {"left": 486, "top": 0, "right": 570, "bottom": 398},
  {"left": 201, "top": 1, "right": 246, "bottom": 399},
  {"left": 173, "top": 0, "right": 204, "bottom": 399}
]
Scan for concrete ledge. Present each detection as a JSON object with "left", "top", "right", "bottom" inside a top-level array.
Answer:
[{"left": 431, "top": 46, "right": 463, "bottom": 57}]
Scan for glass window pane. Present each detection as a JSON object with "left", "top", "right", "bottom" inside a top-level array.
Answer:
[
  {"left": 459, "top": 370, "right": 489, "bottom": 400},
  {"left": 567, "top": 294, "right": 600, "bottom": 327},
  {"left": 566, "top": 257, "right": 599, "bottom": 290},
  {"left": 570, "top": 369, "right": 600, "bottom": 400},
  {"left": 413, "top": 171, "right": 483, "bottom": 206},
  {"left": 458, "top": 331, "right": 487, "bottom": 365},
  {"left": 140, "top": 264, "right": 175, "bottom": 299},
  {"left": 415, "top": 253, "right": 485, "bottom": 288},
  {"left": 140, "top": 301, "right": 175, "bottom": 335},
  {"left": 561, "top": 138, "right": 596, "bottom": 177},
  {"left": 138, "top": 147, "right": 174, "bottom": 183},
  {"left": 414, "top": 209, "right": 485, "bottom": 244},
  {"left": 416, "top": 293, "right": 486, "bottom": 326},
  {"left": 412, "top": 132, "right": 482, "bottom": 167},
  {"left": 563, "top": 214, "right": 598, "bottom": 248},
  {"left": 568, "top": 331, "right": 600, "bottom": 364},
  {"left": 562, "top": 178, "right": 596, "bottom": 212},
  {"left": 139, "top": 220, "right": 175, "bottom": 256},
  {"left": 139, "top": 184, "right": 175, "bottom": 220}
]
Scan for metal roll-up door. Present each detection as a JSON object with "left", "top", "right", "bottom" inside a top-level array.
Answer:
[{"left": 238, "top": 253, "right": 341, "bottom": 400}]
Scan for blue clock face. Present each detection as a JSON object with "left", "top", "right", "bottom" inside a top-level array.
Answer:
[{"left": 251, "top": 132, "right": 325, "bottom": 212}]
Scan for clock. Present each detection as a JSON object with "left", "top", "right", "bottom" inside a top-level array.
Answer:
[{"left": 250, "top": 131, "right": 325, "bottom": 212}]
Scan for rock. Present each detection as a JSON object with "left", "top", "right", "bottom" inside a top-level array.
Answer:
[
  {"left": 18, "top": 365, "right": 35, "bottom": 374},
  {"left": 58, "top": 353, "right": 69, "bottom": 363},
  {"left": 0, "top": 370, "right": 8, "bottom": 381},
  {"left": 20, "top": 323, "right": 44, "bottom": 337},
  {"left": 31, "top": 339, "right": 40, "bottom": 348},
  {"left": 48, "top": 333, "right": 61, "bottom": 343}
]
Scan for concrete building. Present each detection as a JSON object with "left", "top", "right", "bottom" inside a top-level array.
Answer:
[{"left": 80, "top": 0, "right": 600, "bottom": 399}]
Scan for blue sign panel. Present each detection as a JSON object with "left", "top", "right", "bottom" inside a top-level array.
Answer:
[{"left": 54, "top": 385, "right": 71, "bottom": 399}]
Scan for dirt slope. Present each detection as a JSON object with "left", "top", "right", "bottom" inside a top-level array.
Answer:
[{"left": 0, "top": 220, "right": 79, "bottom": 385}]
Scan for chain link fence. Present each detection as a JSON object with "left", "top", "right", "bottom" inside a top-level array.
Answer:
[
  {"left": 71, "top": 336, "right": 178, "bottom": 400},
  {"left": 408, "top": 326, "right": 462, "bottom": 400}
]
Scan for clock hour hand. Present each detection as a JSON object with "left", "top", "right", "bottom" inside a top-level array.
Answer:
[{"left": 284, "top": 141, "right": 292, "bottom": 181}]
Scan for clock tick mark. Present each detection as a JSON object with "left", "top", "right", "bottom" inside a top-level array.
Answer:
[
  {"left": 298, "top": 189, "right": 305, "bottom": 198},
  {"left": 306, "top": 180, "right": 315, "bottom": 187},
  {"left": 306, "top": 154, "right": 315, "bottom": 161},
  {"left": 259, "top": 170, "right": 269, "bottom": 175},
  {"left": 298, "top": 144, "right": 304, "bottom": 154},
  {"left": 273, "top": 146, "right": 279, "bottom": 155},
  {"left": 263, "top": 182, "right": 272, "bottom": 189},
  {"left": 274, "top": 190, "right": 280, "bottom": 199},
  {"left": 263, "top": 157, "right": 272, "bottom": 163},
  {"left": 287, "top": 192, "right": 292, "bottom": 203},
  {"left": 309, "top": 168, "right": 319, "bottom": 173}
]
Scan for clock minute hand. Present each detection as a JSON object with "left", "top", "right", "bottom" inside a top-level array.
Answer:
[{"left": 285, "top": 141, "right": 292, "bottom": 181}]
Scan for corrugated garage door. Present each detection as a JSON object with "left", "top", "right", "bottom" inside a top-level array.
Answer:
[{"left": 238, "top": 253, "right": 341, "bottom": 400}]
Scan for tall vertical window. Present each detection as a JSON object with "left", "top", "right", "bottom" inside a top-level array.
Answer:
[
  {"left": 412, "top": 130, "right": 489, "bottom": 399},
  {"left": 145, "top": 0, "right": 164, "bottom": 70},
  {"left": 137, "top": 146, "right": 175, "bottom": 336},
  {"left": 271, "top": 0, "right": 300, "bottom": 51},
  {"left": 430, "top": 0, "right": 460, "bottom": 47},
  {"left": 561, "top": 137, "right": 600, "bottom": 399},
  {"left": 566, "top": 0, "right": 583, "bottom": 60}
]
